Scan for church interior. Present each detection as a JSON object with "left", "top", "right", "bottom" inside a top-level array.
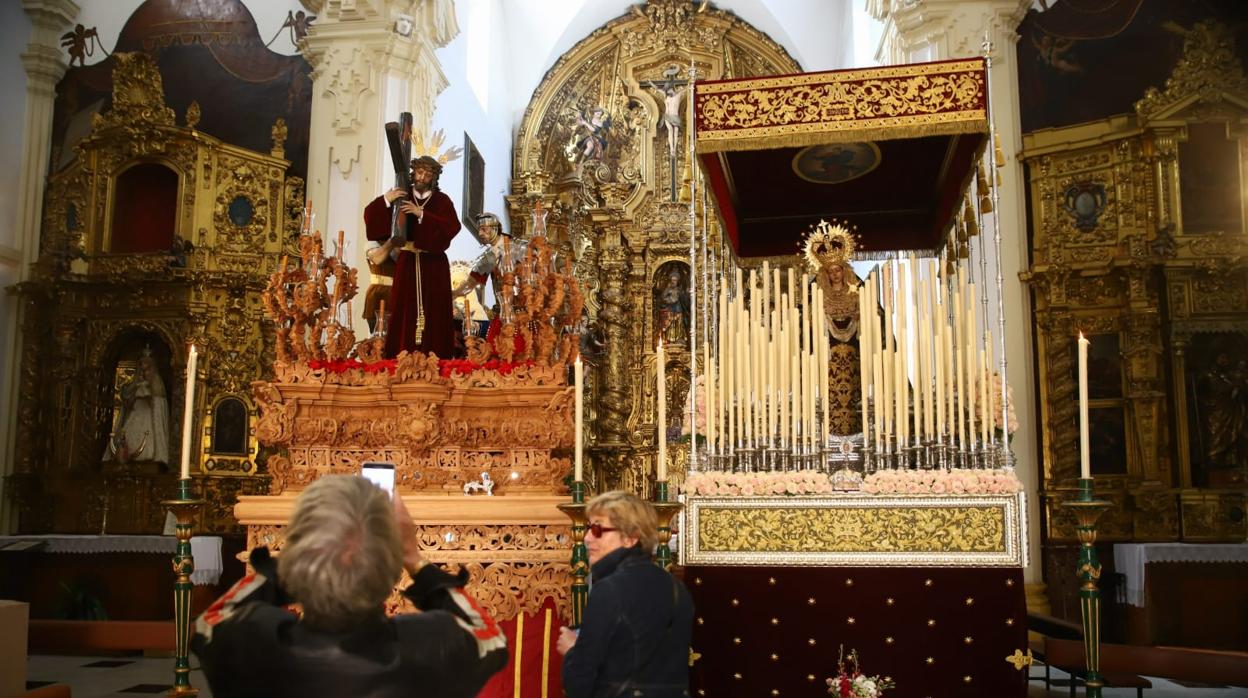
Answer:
[{"left": 1, "top": 0, "right": 1247, "bottom": 696}]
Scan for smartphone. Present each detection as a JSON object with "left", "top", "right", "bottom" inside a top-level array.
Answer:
[{"left": 361, "top": 461, "right": 396, "bottom": 496}]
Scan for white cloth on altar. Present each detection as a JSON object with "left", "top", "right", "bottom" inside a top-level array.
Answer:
[
  {"left": 0, "top": 534, "right": 223, "bottom": 586},
  {"left": 1113, "top": 543, "right": 1248, "bottom": 607}
]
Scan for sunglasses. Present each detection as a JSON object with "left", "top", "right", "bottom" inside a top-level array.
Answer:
[{"left": 588, "top": 522, "right": 619, "bottom": 538}]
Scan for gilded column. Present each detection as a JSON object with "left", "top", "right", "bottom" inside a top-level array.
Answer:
[
  {"left": 1, "top": 0, "right": 79, "bottom": 533},
  {"left": 595, "top": 236, "right": 632, "bottom": 489}
]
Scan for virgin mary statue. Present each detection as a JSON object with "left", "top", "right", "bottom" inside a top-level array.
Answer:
[{"left": 106, "top": 346, "right": 171, "bottom": 464}]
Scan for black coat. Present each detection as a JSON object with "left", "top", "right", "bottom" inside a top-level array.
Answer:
[
  {"left": 562, "top": 545, "right": 694, "bottom": 698},
  {"left": 191, "top": 547, "right": 507, "bottom": 698}
]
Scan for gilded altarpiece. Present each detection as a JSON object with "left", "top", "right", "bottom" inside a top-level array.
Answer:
[
  {"left": 7, "top": 53, "right": 299, "bottom": 535},
  {"left": 507, "top": 0, "right": 800, "bottom": 496},
  {"left": 1022, "top": 22, "right": 1248, "bottom": 572}
]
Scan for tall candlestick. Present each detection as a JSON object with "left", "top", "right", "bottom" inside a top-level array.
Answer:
[
  {"left": 705, "top": 343, "right": 714, "bottom": 454},
  {"left": 981, "top": 337, "right": 991, "bottom": 447},
  {"left": 574, "top": 357, "right": 584, "bottom": 481},
  {"left": 1078, "top": 332, "right": 1090, "bottom": 479},
  {"left": 179, "top": 344, "right": 198, "bottom": 479},
  {"left": 966, "top": 282, "right": 977, "bottom": 449},
  {"left": 657, "top": 341, "right": 667, "bottom": 481},
  {"left": 954, "top": 268, "right": 966, "bottom": 450}
]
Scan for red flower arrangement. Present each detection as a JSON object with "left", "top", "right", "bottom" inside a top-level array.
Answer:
[{"left": 307, "top": 358, "right": 397, "bottom": 374}]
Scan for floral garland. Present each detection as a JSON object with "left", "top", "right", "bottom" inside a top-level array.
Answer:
[
  {"left": 860, "top": 468, "right": 1021, "bottom": 495},
  {"left": 683, "top": 470, "right": 836, "bottom": 496},
  {"left": 306, "top": 357, "right": 538, "bottom": 379}
]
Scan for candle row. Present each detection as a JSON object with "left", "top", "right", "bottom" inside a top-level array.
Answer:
[
  {"left": 858, "top": 256, "right": 997, "bottom": 459},
  {"left": 704, "top": 262, "right": 830, "bottom": 455}
]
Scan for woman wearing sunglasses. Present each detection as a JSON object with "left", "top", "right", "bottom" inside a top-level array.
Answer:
[{"left": 557, "top": 490, "right": 694, "bottom": 697}]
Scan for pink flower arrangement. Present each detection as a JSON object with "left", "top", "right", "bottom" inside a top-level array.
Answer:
[
  {"left": 680, "top": 375, "right": 707, "bottom": 437},
  {"left": 682, "top": 470, "right": 835, "bottom": 497},
  {"left": 860, "top": 468, "right": 1022, "bottom": 495}
]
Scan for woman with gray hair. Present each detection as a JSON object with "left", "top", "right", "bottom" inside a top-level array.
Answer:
[
  {"left": 192, "top": 475, "right": 507, "bottom": 697},
  {"left": 557, "top": 490, "right": 694, "bottom": 697}
]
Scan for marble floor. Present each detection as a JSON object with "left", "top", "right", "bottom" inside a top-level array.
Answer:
[{"left": 23, "top": 653, "right": 1248, "bottom": 697}]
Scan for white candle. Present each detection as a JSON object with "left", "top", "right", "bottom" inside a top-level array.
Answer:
[
  {"left": 1078, "top": 332, "right": 1090, "bottom": 479},
  {"left": 179, "top": 344, "right": 198, "bottom": 479},
  {"left": 657, "top": 340, "right": 667, "bottom": 481},
  {"left": 966, "top": 282, "right": 977, "bottom": 449},
  {"left": 574, "top": 357, "right": 584, "bottom": 481},
  {"left": 705, "top": 343, "right": 714, "bottom": 453},
  {"left": 859, "top": 277, "right": 871, "bottom": 442}
]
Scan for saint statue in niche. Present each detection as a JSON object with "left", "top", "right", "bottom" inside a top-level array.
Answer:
[
  {"left": 1195, "top": 347, "right": 1248, "bottom": 470},
  {"left": 654, "top": 262, "right": 691, "bottom": 346},
  {"left": 806, "top": 220, "right": 864, "bottom": 436},
  {"left": 105, "top": 345, "right": 171, "bottom": 465}
]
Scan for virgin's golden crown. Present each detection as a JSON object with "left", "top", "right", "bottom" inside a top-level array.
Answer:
[{"left": 803, "top": 219, "right": 857, "bottom": 270}]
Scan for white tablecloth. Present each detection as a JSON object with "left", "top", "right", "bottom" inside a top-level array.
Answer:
[
  {"left": 0, "top": 534, "right": 223, "bottom": 586},
  {"left": 1113, "top": 543, "right": 1248, "bottom": 607}
]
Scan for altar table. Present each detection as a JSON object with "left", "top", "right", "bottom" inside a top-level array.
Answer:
[
  {"left": 0, "top": 534, "right": 224, "bottom": 621},
  {"left": 1113, "top": 543, "right": 1248, "bottom": 650}
]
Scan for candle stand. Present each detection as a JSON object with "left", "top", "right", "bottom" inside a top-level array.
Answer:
[
  {"left": 652, "top": 481, "right": 682, "bottom": 572},
  {"left": 163, "top": 478, "right": 204, "bottom": 696},
  {"left": 557, "top": 480, "right": 590, "bottom": 628},
  {"left": 1061, "top": 478, "right": 1111, "bottom": 698}
]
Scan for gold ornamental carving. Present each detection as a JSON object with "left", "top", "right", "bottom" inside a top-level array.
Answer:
[
  {"left": 12, "top": 48, "right": 289, "bottom": 534},
  {"left": 244, "top": 516, "right": 572, "bottom": 622},
  {"left": 694, "top": 59, "right": 988, "bottom": 152},
  {"left": 1022, "top": 15, "right": 1248, "bottom": 547},
  {"left": 699, "top": 505, "right": 1005, "bottom": 553},
  {"left": 682, "top": 494, "right": 1028, "bottom": 567},
  {"left": 1135, "top": 21, "right": 1248, "bottom": 123}
]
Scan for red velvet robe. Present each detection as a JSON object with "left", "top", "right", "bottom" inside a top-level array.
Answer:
[{"left": 363, "top": 190, "right": 461, "bottom": 358}]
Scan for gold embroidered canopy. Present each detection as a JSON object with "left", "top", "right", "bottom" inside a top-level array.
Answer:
[{"left": 694, "top": 58, "right": 989, "bottom": 258}]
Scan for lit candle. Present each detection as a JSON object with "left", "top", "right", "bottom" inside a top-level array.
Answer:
[
  {"left": 657, "top": 340, "right": 667, "bottom": 481},
  {"left": 179, "top": 344, "right": 198, "bottom": 480},
  {"left": 574, "top": 357, "right": 584, "bottom": 481},
  {"left": 1078, "top": 332, "right": 1090, "bottom": 479}
]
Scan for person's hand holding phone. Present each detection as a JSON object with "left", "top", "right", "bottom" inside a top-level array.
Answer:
[{"left": 393, "top": 493, "right": 425, "bottom": 575}]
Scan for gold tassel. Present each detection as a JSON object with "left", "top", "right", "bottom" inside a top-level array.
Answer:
[{"left": 994, "top": 132, "right": 1006, "bottom": 168}]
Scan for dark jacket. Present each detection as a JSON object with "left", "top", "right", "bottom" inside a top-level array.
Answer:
[
  {"left": 562, "top": 545, "right": 694, "bottom": 698},
  {"left": 191, "top": 547, "right": 507, "bottom": 698}
]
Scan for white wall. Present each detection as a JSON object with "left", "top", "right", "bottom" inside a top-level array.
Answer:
[{"left": 433, "top": 0, "right": 517, "bottom": 309}]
